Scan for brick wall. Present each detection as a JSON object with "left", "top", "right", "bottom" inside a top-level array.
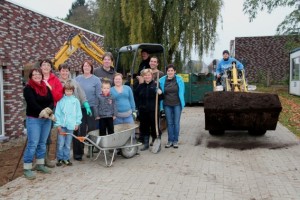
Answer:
[
  {"left": 0, "top": 0, "right": 104, "bottom": 138},
  {"left": 233, "top": 36, "right": 300, "bottom": 84}
]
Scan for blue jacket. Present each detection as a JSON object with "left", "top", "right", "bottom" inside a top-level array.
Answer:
[
  {"left": 159, "top": 75, "right": 185, "bottom": 110},
  {"left": 216, "top": 57, "right": 244, "bottom": 76},
  {"left": 54, "top": 95, "right": 82, "bottom": 130}
]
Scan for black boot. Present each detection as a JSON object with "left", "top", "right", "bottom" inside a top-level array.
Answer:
[{"left": 140, "top": 136, "right": 149, "bottom": 151}]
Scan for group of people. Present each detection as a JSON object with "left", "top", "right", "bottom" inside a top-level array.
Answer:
[{"left": 22, "top": 50, "right": 186, "bottom": 180}]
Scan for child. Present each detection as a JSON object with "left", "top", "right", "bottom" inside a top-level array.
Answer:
[
  {"left": 94, "top": 80, "right": 117, "bottom": 136},
  {"left": 54, "top": 81, "right": 82, "bottom": 166}
]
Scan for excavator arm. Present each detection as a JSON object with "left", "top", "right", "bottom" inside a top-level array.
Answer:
[{"left": 52, "top": 32, "right": 105, "bottom": 70}]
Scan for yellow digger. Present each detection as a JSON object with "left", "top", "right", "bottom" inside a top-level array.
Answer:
[
  {"left": 204, "top": 62, "right": 282, "bottom": 136},
  {"left": 52, "top": 32, "right": 105, "bottom": 70}
]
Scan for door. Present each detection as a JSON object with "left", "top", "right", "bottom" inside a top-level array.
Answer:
[{"left": 290, "top": 49, "right": 300, "bottom": 96}]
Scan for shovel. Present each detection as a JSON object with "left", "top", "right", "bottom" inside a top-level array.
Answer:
[{"left": 151, "top": 71, "right": 161, "bottom": 153}]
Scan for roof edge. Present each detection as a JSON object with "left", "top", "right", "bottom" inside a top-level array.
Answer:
[{"left": 6, "top": 0, "right": 104, "bottom": 38}]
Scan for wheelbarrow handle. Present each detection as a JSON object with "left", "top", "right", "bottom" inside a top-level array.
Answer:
[{"left": 65, "top": 133, "right": 93, "bottom": 146}]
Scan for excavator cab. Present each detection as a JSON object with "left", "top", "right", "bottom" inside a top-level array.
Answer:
[
  {"left": 115, "top": 43, "right": 167, "bottom": 130},
  {"left": 115, "top": 43, "right": 166, "bottom": 86}
]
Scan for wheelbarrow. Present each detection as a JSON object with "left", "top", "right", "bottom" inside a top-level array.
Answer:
[{"left": 70, "top": 123, "right": 142, "bottom": 167}]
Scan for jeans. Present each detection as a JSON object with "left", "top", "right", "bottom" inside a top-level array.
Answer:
[
  {"left": 23, "top": 117, "right": 52, "bottom": 164},
  {"left": 164, "top": 105, "right": 182, "bottom": 143},
  {"left": 114, "top": 115, "right": 134, "bottom": 125},
  {"left": 56, "top": 127, "right": 73, "bottom": 161}
]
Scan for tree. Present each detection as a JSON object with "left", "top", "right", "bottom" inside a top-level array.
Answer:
[
  {"left": 98, "top": 0, "right": 129, "bottom": 51},
  {"left": 65, "top": 0, "right": 100, "bottom": 33},
  {"left": 98, "top": 0, "right": 222, "bottom": 64},
  {"left": 66, "top": 0, "right": 86, "bottom": 20},
  {"left": 243, "top": 0, "right": 300, "bottom": 35}
]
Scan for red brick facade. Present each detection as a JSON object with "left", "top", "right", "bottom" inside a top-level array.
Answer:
[
  {"left": 232, "top": 36, "right": 300, "bottom": 84},
  {"left": 0, "top": 0, "right": 103, "bottom": 138}
]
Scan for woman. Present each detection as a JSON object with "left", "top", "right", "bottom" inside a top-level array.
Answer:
[
  {"left": 135, "top": 69, "right": 163, "bottom": 151},
  {"left": 110, "top": 73, "right": 136, "bottom": 125},
  {"left": 74, "top": 60, "right": 101, "bottom": 161},
  {"left": 94, "top": 52, "right": 116, "bottom": 84},
  {"left": 159, "top": 64, "right": 185, "bottom": 149},
  {"left": 40, "top": 59, "right": 63, "bottom": 168},
  {"left": 40, "top": 59, "right": 63, "bottom": 106},
  {"left": 23, "top": 68, "right": 54, "bottom": 180}
]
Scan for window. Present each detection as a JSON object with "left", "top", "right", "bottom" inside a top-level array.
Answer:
[
  {"left": 0, "top": 66, "right": 4, "bottom": 137},
  {"left": 291, "top": 56, "right": 300, "bottom": 81}
]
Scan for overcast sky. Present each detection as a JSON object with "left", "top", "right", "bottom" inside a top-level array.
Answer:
[{"left": 9, "top": 0, "right": 294, "bottom": 64}]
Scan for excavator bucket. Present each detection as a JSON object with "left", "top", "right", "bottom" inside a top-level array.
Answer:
[{"left": 204, "top": 92, "right": 282, "bottom": 136}]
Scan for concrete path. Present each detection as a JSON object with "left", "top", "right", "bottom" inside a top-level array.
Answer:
[{"left": 1, "top": 107, "right": 300, "bottom": 200}]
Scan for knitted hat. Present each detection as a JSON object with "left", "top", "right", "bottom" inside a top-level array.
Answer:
[{"left": 222, "top": 50, "right": 230, "bottom": 55}]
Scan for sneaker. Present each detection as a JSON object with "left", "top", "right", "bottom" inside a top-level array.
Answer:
[
  {"left": 63, "top": 160, "right": 73, "bottom": 166},
  {"left": 23, "top": 169, "right": 36, "bottom": 180},
  {"left": 173, "top": 142, "right": 179, "bottom": 148},
  {"left": 56, "top": 160, "right": 63, "bottom": 167},
  {"left": 35, "top": 164, "right": 52, "bottom": 174},
  {"left": 165, "top": 142, "right": 173, "bottom": 148}
]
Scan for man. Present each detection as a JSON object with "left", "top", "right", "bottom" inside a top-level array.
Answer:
[
  {"left": 137, "top": 49, "right": 151, "bottom": 75},
  {"left": 216, "top": 50, "right": 244, "bottom": 78},
  {"left": 149, "top": 56, "right": 164, "bottom": 81}
]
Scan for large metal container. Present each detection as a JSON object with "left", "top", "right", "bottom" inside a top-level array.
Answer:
[
  {"left": 88, "top": 124, "right": 138, "bottom": 148},
  {"left": 178, "top": 73, "right": 214, "bottom": 104}
]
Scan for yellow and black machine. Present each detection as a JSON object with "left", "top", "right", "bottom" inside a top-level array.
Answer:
[
  {"left": 52, "top": 32, "right": 105, "bottom": 70},
  {"left": 204, "top": 62, "right": 282, "bottom": 136}
]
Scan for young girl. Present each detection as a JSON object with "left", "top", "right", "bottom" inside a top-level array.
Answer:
[
  {"left": 94, "top": 80, "right": 117, "bottom": 136},
  {"left": 54, "top": 81, "right": 82, "bottom": 166}
]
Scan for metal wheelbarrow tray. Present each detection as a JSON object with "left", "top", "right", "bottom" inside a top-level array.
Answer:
[{"left": 71, "top": 123, "right": 142, "bottom": 167}]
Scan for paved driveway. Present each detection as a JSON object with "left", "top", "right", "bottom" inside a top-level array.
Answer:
[{"left": 1, "top": 107, "right": 300, "bottom": 200}]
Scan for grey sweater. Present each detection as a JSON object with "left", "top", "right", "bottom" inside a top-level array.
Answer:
[
  {"left": 94, "top": 66, "right": 115, "bottom": 85},
  {"left": 94, "top": 94, "right": 117, "bottom": 118},
  {"left": 75, "top": 75, "right": 101, "bottom": 107}
]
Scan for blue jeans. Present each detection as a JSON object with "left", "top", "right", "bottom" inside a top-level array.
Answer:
[
  {"left": 114, "top": 115, "right": 134, "bottom": 125},
  {"left": 23, "top": 117, "right": 52, "bottom": 164},
  {"left": 164, "top": 105, "right": 182, "bottom": 143},
  {"left": 56, "top": 127, "right": 73, "bottom": 161}
]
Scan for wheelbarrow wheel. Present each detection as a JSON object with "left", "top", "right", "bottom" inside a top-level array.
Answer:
[{"left": 121, "top": 138, "right": 138, "bottom": 159}]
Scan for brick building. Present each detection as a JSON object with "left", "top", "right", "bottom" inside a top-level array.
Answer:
[
  {"left": 230, "top": 35, "right": 300, "bottom": 84},
  {"left": 0, "top": 0, "right": 104, "bottom": 140}
]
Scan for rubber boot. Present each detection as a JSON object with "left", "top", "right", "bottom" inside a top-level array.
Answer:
[
  {"left": 23, "top": 163, "right": 36, "bottom": 180},
  {"left": 45, "top": 144, "right": 55, "bottom": 168},
  {"left": 36, "top": 164, "right": 52, "bottom": 174},
  {"left": 35, "top": 158, "right": 52, "bottom": 174},
  {"left": 140, "top": 136, "right": 149, "bottom": 151}
]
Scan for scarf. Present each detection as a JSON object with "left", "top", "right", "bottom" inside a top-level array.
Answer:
[{"left": 27, "top": 79, "right": 48, "bottom": 96}]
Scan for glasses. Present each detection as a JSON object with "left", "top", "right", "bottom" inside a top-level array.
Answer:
[{"left": 32, "top": 73, "right": 42, "bottom": 76}]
